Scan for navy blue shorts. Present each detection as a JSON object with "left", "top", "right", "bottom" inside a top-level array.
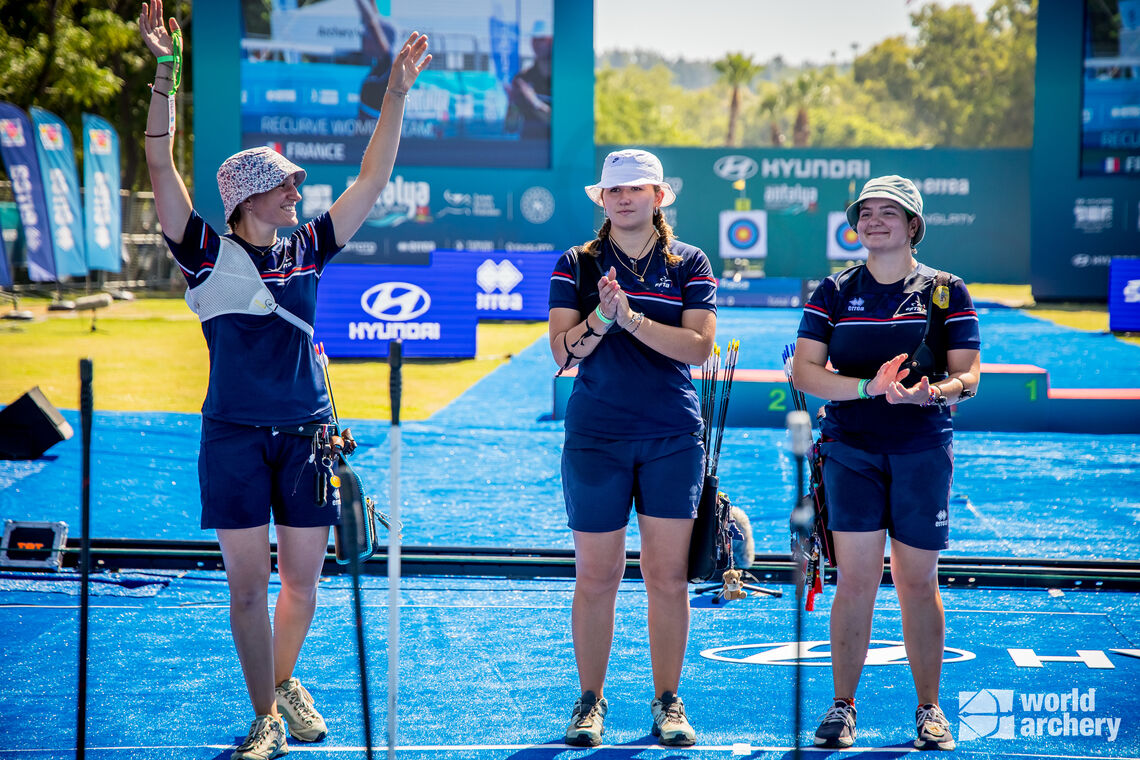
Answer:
[
  {"left": 560, "top": 431, "right": 703, "bottom": 533},
  {"left": 199, "top": 418, "right": 341, "bottom": 530},
  {"left": 821, "top": 439, "right": 953, "bottom": 551}
]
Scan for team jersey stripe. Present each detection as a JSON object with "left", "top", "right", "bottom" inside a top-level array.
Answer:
[
  {"left": 685, "top": 275, "right": 717, "bottom": 286},
  {"left": 550, "top": 271, "right": 574, "bottom": 284},
  {"left": 626, "top": 290, "right": 682, "bottom": 304},
  {"left": 261, "top": 264, "right": 317, "bottom": 282},
  {"left": 835, "top": 314, "right": 927, "bottom": 325}
]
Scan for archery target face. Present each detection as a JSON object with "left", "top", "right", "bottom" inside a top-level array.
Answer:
[
  {"left": 718, "top": 210, "right": 767, "bottom": 259},
  {"left": 827, "top": 211, "right": 867, "bottom": 261}
]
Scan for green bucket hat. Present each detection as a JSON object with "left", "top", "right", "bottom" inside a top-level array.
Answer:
[{"left": 846, "top": 175, "right": 925, "bottom": 246}]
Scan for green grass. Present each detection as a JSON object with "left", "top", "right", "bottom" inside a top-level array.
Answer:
[
  {"left": 2, "top": 287, "right": 1134, "bottom": 416},
  {"left": 0, "top": 295, "right": 549, "bottom": 419}
]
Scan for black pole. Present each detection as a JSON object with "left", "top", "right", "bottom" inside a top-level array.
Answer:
[
  {"left": 787, "top": 411, "right": 814, "bottom": 760},
  {"left": 77, "top": 358, "right": 93, "bottom": 760},
  {"left": 344, "top": 477, "right": 373, "bottom": 760}
]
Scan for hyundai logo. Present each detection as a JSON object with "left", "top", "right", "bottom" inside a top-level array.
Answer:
[
  {"left": 701, "top": 640, "right": 976, "bottom": 667},
  {"left": 713, "top": 155, "right": 759, "bottom": 182},
  {"left": 360, "top": 282, "right": 431, "bottom": 321}
]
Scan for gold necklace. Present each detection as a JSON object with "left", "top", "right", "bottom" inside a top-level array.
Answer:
[{"left": 610, "top": 231, "right": 657, "bottom": 283}]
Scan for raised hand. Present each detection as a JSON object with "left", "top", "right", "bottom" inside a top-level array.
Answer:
[
  {"left": 139, "top": 0, "right": 179, "bottom": 59},
  {"left": 388, "top": 32, "right": 432, "bottom": 93}
]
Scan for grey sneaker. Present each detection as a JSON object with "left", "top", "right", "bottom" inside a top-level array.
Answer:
[
  {"left": 814, "top": 699, "right": 857, "bottom": 748},
  {"left": 565, "top": 690, "right": 608, "bottom": 747},
  {"left": 650, "top": 691, "right": 696, "bottom": 747},
  {"left": 274, "top": 677, "right": 327, "bottom": 742},
  {"left": 915, "top": 703, "right": 956, "bottom": 750},
  {"left": 232, "top": 715, "right": 289, "bottom": 760}
]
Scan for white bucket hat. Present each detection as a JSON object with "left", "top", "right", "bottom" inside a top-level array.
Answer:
[
  {"left": 584, "top": 149, "right": 676, "bottom": 207},
  {"left": 217, "top": 146, "right": 307, "bottom": 222},
  {"left": 846, "top": 175, "right": 925, "bottom": 245}
]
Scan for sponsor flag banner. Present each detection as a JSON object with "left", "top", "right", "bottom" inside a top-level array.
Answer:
[
  {"left": 827, "top": 210, "right": 867, "bottom": 261},
  {"left": 718, "top": 209, "right": 767, "bottom": 259},
  {"left": 434, "top": 249, "right": 559, "bottom": 321},
  {"left": 30, "top": 107, "right": 86, "bottom": 278},
  {"left": 0, "top": 102, "right": 56, "bottom": 281},
  {"left": 0, "top": 211, "right": 10, "bottom": 288},
  {"left": 82, "top": 113, "right": 122, "bottom": 273},
  {"left": 315, "top": 261, "right": 478, "bottom": 359}
]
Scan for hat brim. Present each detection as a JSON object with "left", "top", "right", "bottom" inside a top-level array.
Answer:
[
  {"left": 584, "top": 181, "right": 676, "bottom": 208},
  {"left": 845, "top": 197, "right": 925, "bottom": 246}
]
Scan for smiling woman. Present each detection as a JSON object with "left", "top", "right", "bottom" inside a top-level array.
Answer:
[{"left": 137, "top": 0, "right": 432, "bottom": 756}]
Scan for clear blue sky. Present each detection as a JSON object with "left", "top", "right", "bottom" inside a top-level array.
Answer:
[{"left": 594, "top": 0, "right": 990, "bottom": 64}]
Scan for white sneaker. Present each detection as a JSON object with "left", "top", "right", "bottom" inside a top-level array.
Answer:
[
  {"left": 232, "top": 715, "right": 288, "bottom": 760},
  {"left": 915, "top": 703, "right": 956, "bottom": 750},
  {"left": 650, "top": 691, "right": 696, "bottom": 746},
  {"left": 274, "top": 677, "right": 328, "bottom": 742}
]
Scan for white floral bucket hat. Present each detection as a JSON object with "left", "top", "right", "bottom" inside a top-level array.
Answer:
[{"left": 217, "top": 146, "right": 306, "bottom": 222}]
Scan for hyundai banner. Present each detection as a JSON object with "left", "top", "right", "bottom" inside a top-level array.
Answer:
[
  {"left": 82, "top": 113, "right": 122, "bottom": 273},
  {"left": 30, "top": 107, "right": 86, "bottom": 278},
  {"left": 434, "top": 249, "right": 560, "bottom": 321},
  {"left": 0, "top": 102, "right": 56, "bottom": 282},
  {"left": 315, "top": 260, "right": 478, "bottom": 358}
]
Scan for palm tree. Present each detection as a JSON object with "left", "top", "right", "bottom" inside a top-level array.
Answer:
[{"left": 713, "top": 52, "right": 764, "bottom": 146}]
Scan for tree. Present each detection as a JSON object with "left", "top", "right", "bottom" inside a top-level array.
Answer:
[
  {"left": 0, "top": 0, "right": 193, "bottom": 191},
  {"left": 712, "top": 52, "right": 763, "bottom": 146}
]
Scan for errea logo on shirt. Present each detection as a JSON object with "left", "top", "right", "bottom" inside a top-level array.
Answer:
[{"left": 847, "top": 297, "right": 865, "bottom": 312}]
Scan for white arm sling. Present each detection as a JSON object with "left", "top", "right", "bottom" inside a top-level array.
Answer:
[{"left": 185, "top": 237, "right": 315, "bottom": 338}]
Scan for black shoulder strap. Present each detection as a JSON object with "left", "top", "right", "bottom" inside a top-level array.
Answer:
[
  {"left": 569, "top": 245, "right": 604, "bottom": 316},
  {"left": 918, "top": 270, "right": 951, "bottom": 344}
]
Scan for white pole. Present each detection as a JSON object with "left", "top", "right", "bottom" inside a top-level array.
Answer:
[{"left": 386, "top": 340, "right": 403, "bottom": 760}]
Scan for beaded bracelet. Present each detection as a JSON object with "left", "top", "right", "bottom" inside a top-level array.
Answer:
[{"left": 627, "top": 311, "right": 645, "bottom": 335}]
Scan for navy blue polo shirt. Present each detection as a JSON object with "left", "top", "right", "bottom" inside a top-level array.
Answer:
[
  {"left": 165, "top": 211, "right": 343, "bottom": 426},
  {"left": 549, "top": 238, "right": 717, "bottom": 439},
  {"left": 797, "top": 263, "right": 981, "bottom": 453}
]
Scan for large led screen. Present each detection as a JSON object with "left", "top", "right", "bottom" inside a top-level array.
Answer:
[
  {"left": 1081, "top": 0, "right": 1140, "bottom": 176},
  {"left": 239, "top": 0, "right": 554, "bottom": 169}
]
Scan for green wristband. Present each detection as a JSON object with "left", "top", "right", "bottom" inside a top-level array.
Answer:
[
  {"left": 858, "top": 378, "right": 870, "bottom": 399},
  {"left": 593, "top": 305, "right": 614, "bottom": 325}
]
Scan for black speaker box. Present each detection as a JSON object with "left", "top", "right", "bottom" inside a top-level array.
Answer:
[{"left": 0, "top": 387, "right": 74, "bottom": 460}]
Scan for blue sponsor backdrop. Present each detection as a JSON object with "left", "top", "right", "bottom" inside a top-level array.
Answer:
[
  {"left": 30, "top": 107, "right": 86, "bottom": 279},
  {"left": 1108, "top": 258, "right": 1140, "bottom": 332},
  {"left": 0, "top": 102, "right": 56, "bottom": 282},
  {"left": 315, "top": 260, "right": 478, "bottom": 359},
  {"left": 434, "top": 249, "right": 560, "bottom": 320}
]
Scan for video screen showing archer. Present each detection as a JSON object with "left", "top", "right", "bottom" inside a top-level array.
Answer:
[
  {"left": 239, "top": 0, "right": 553, "bottom": 169},
  {"left": 1081, "top": 0, "right": 1140, "bottom": 176}
]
